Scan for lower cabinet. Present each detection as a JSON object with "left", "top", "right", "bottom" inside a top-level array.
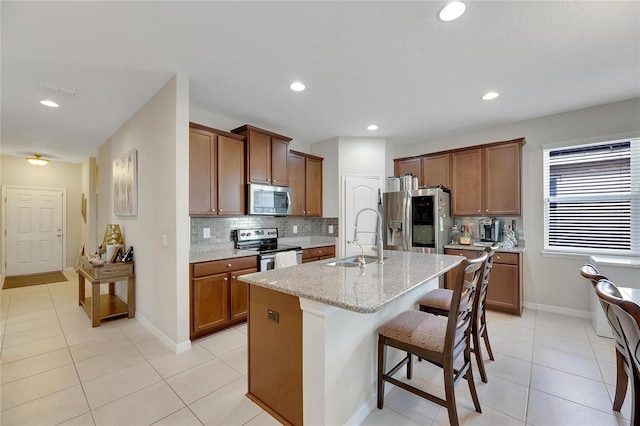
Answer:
[
  {"left": 302, "top": 245, "right": 335, "bottom": 263},
  {"left": 445, "top": 248, "right": 522, "bottom": 315},
  {"left": 190, "top": 256, "right": 258, "bottom": 339}
]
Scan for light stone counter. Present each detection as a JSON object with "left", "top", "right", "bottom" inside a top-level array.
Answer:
[
  {"left": 189, "top": 248, "right": 257, "bottom": 263},
  {"left": 445, "top": 242, "right": 526, "bottom": 254},
  {"left": 239, "top": 250, "right": 463, "bottom": 314}
]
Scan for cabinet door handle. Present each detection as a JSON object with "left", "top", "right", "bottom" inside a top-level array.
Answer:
[
  {"left": 318, "top": 250, "right": 322, "bottom": 254},
  {"left": 219, "top": 209, "right": 223, "bottom": 212},
  {"left": 224, "top": 277, "right": 228, "bottom": 281},
  {"left": 496, "top": 256, "right": 501, "bottom": 260},
  {"left": 211, "top": 208, "right": 215, "bottom": 212},
  {"left": 232, "top": 275, "right": 236, "bottom": 280},
  {"left": 273, "top": 179, "right": 277, "bottom": 183},
  {"left": 227, "top": 263, "right": 232, "bottom": 267}
]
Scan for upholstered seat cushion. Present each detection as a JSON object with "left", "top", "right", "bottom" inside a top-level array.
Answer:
[
  {"left": 418, "top": 288, "right": 453, "bottom": 310},
  {"left": 378, "top": 310, "right": 448, "bottom": 353}
]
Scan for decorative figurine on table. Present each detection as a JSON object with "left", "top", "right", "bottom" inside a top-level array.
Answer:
[{"left": 122, "top": 246, "right": 134, "bottom": 263}]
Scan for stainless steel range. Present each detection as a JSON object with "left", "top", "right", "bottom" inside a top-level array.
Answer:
[{"left": 233, "top": 228, "right": 302, "bottom": 271}]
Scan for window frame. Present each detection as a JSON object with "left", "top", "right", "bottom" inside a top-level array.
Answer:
[{"left": 542, "top": 136, "right": 640, "bottom": 257}]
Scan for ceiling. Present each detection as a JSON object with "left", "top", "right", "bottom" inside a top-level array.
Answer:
[{"left": 2, "top": 1, "right": 639, "bottom": 164}]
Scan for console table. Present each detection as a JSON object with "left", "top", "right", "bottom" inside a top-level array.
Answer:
[{"left": 77, "top": 256, "right": 135, "bottom": 327}]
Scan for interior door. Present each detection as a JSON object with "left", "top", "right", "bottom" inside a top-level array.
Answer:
[
  {"left": 6, "top": 188, "right": 63, "bottom": 276},
  {"left": 343, "top": 176, "right": 382, "bottom": 257}
]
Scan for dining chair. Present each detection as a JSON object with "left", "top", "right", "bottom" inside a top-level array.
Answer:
[
  {"left": 418, "top": 246, "right": 498, "bottom": 383},
  {"left": 594, "top": 278, "right": 640, "bottom": 424},
  {"left": 580, "top": 263, "right": 628, "bottom": 411},
  {"left": 377, "top": 253, "right": 488, "bottom": 426}
]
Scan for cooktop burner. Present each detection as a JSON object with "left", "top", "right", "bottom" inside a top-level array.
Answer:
[{"left": 233, "top": 228, "right": 301, "bottom": 255}]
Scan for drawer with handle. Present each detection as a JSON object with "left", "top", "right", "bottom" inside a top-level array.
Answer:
[{"left": 193, "top": 256, "right": 258, "bottom": 277}]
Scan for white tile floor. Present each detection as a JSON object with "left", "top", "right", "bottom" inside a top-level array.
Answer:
[{"left": 0, "top": 271, "right": 631, "bottom": 425}]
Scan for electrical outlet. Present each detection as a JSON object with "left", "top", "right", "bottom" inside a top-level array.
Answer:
[
  {"left": 161, "top": 235, "right": 168, "bottom": 247},
  {"left": 293, "top": 225, "right": 298, "bottom": 234},
  {"left": 203, "top": 228, "right": 210, "bottom": 238},
  {"left": 328, "top": 225, "right": 334, "bottom": 234}
]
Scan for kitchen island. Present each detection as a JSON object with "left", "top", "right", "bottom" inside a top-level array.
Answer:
[{"left": 239, "top": 250, "right": 463, "bottom": 426}]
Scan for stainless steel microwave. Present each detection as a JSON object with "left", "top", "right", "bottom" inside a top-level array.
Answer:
[{"left": 247, "top": 183, "right": 292, "bottom": 215}]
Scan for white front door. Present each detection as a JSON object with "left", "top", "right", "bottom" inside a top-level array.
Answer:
[
  {"left": 6, "top": 188, "right": 64, "bottom": 276},
  {"left": 342, "top": 176, "right": 382, "bottom": 257}
]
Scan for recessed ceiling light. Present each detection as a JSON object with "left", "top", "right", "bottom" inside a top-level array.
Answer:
[
  {"left": 439, "top": 2, "right": 466, "bottom": 22},
  {"left": 40, "top": 100, "right": 59, "bottom": 108},
  {"left": 290, "top": 82, "right": 306, "bottom": 92},
  {"left": 367, "top": 124, "right": 379, "bottom": 131},
  {"left": 482, "top": 92, "right": 499, "bottom": 101}
]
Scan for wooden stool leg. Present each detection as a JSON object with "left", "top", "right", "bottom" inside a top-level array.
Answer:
[
  {"left": 613, "top": 348, "right": 628, "bottom": 411},
  {"left": 443, "top": 360, "right": 460, "bottom": 426},
  {"left": 482, "top": 325, "right": 495, "bottom": 361},
  {"left": 127, "top": 276, "right": 135, "bottom": 318},
  {"left": 472, "top": 324, "right": 488, "bottom": 383},
  {"left": 377, "top": 336, "right": 386, "bottom": 409}
]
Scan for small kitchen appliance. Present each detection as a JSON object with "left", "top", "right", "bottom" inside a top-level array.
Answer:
[
  {"left": 233, "top": 228, "right": 302, "bottom": 271},
  {"left": 478, "top": 218, "right": 501, "bottom": 242}
]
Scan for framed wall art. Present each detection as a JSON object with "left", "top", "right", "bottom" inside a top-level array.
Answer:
[{"left": 113, "top": 148, "right": 138, "bottom": 216}]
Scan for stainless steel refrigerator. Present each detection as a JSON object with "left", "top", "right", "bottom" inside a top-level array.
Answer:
[{"left": 383, "top": 188, "right": 452, "bottom": 254}]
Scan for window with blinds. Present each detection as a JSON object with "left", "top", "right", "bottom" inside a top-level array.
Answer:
[{"left": 543, "top": 138, "right": 640, "bottom": 255}]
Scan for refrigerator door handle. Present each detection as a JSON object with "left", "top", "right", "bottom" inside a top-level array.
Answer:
[{"left": 404, "top": 193, "right": 411, "bottom": 252}]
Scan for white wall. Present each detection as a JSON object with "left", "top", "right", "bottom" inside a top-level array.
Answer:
[
  {"left": 395, "top": 97, "right": 640, "bottom": 314},
  {"left": 98, "top": 74, "right": 191, "bottom": 350},
  {"left": 80, "top": 157, "right": 98, "bottom": 254},
  {"left": 311, "top": 137, "right": 339, "bottom": 217}
]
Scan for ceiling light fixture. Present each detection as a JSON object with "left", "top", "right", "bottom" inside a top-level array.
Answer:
[
  {"left": 27, "top": 154, "right": 49, "bottom": 166},
  {"left": 482, "top": 91, "right": 500, "bottom": 101},
  {"left": 40, "top": 100, "right": 59, "bottom": 108},
  {"left": 367, "top": 124, "right": 379, "bottom": 131},
  {"left": 439, "top": 2, "right": 466, "bottom": 22},
  {"left": 290, "top": 82, "right": 306, "bottom": 92}
]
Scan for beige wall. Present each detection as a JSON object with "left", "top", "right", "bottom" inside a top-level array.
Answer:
[
  {"left": 394, "top": 97, "right": 640, "bottom": 314},
  {"left": 0, "top": 155, "right": 82, "bottom": 275},
  {"left": 98, "top": 74, "right": 191, "bottom": 350}
]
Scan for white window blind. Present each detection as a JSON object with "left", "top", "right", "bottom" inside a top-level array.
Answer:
[{"left": 543, "top": 138, "right": 640, "bottom": 255}]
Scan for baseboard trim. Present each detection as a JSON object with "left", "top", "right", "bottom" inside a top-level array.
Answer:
[
  {"left": 135, "top": 313, "right": 192, "bottom": 354},
  {"left": 524, "top": 301, "right": 590, "bottom": 319}
]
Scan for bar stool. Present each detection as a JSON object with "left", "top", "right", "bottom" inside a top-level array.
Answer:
[
  {"left": 594, "top": 278, "right": 640, "bottom": 424},
  {"left": 417, "top": 246, "right": 497, "bottom": 383},
  {"left": 377, "top": 253, "right": 488, "bottom": 426},
  {"left": 581, "top": 264, "right": 629, "bottom": 412}
]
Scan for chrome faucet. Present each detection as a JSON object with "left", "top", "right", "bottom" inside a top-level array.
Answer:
[{"left": 353, "top": 207, "right": 384, "bottom": 265}]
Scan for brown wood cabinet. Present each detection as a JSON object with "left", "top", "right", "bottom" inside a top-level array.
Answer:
[
  {"left": 302, "top": 245, "right": 335, "bottom": 263},
  {"left": 422, "top": 153, "right": 451, "bottom": 188},
  {"left": 189, "top": 123, "right": 246, "bottom": 216},
  {"left": 289, "top": 150, "right": 323, "bottom": 217},
  {"left": 444, "top": 248, "right": 522, "bottom": 315},
  {"left": 394, "top": 157, "right": 421, "bottom": 184},
  {"left": 394, "top": 138, "right": 524, "bottom": 216},
  {"left": 450, "top": 140, "right": 522, "bottom": 216},
  {"left": 231, "top": 125, "right": 292, "bottom": 187},
  {"left": 190, "top": 256, "right": 258, "bottom": 339},
  {"left": 247, "top": 285, "right": 303, "bottom": 425}
]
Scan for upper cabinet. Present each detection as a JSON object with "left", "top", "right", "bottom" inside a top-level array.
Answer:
[
  {"left": 289, "top": 150, "right": 323, "bottom": 217},
  {"left": 394, "top": 138, "right": 525, "bottom": 217},
  {"left": 422, "top": 153, "right": 451, "bottom": 188},
  {"left": 189, "top": 123, "right": 246, "bottom": 216},
  {"left": 231, "top": 125, "right": 292, "bottom": 187},
  {"left": 394, "top": 157, "right": 421, "bottom": 184},
  {"left": 450, "top": 140, "right": 523, "bottom": 216}
]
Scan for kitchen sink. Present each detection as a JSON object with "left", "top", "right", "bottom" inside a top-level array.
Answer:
[{"left": 325, "top": 255, "right": 385, "bottom": 267}]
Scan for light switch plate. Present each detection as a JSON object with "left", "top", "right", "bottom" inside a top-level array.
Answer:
[{"left": 203, "top": 228, "right": 210, "bottom": 238}]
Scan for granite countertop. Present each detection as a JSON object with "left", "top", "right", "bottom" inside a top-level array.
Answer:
[
  {"left": 444, "top": 242, "right": 526, "bottom": 254},
  {"left": 189, "top": 236, "right": 338, "bottom": 263},
  {"left": 238, "top": 250, "right": 463, "bottom": 314}
]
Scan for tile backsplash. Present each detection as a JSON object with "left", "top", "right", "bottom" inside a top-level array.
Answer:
[{"left": 191, "top": 216, "right": 339, "bottom": 245}]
